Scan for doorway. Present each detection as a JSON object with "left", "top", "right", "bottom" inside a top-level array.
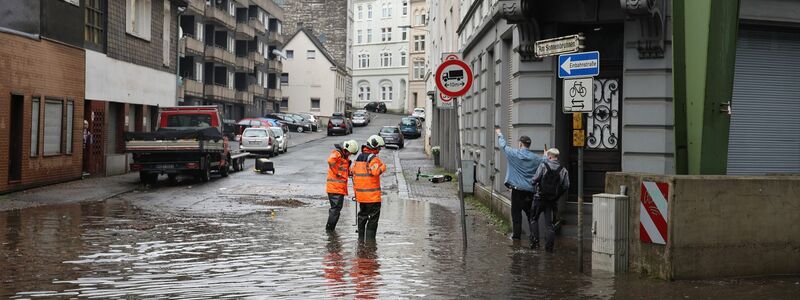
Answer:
[{"left": 8, "top": 94, "right": 24, "bottom": 182}]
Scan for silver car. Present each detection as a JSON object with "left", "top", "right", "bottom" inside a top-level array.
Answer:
[
  {"left": 379, "top": 126, "right": 405, "bottom": 149},
  {"left": 270, "top": 127, "right": 289, "bottom": 153},
  {"left": 352, "top": 111, "right": 370, "bottom": 126},
  {"left": 240, "top": 128, "right": 277, "bottom": 156}
]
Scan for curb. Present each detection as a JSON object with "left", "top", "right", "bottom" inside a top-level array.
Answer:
[{"left": 394, "top": 151, "right": 410, "bottom": 199}]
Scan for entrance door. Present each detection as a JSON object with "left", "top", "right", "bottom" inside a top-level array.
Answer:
[
  {"left": 87, "top": 101, "right": 106, "bottom": 176},
  {"left": 8, "top": 95, "right": 24, "bottom": 182}
]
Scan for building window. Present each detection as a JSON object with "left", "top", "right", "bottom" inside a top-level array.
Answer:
[
  {"left": 357, "top": 30, "right": 363, "bottom": 44},
  {"left": 414, "top": 35, "right": 426, "bottom": 52},
  {"left": 85, "top": 0, "right": 104, "bottom": 48},
  {"left": 193, "top": 62, "right": 203, "bottom": 82},
  {"left": 227, "top": 71, "right": 234, "bottom": 89},
  {"left": 44, "top": 99, "right": 64, "bottom": 156},
  {"left": 380, "top": 52, "right": 392, "bottom": 67},
  {"left": 367, "top": 4, "right": 373, "bottom": 19},
  {"left": 358, "top": 54, "right": 370, "bottom": 68},
  {"left": 358, "top": 83, "right": 371, "bottom": 101},
  {"left": 196, "top": 22, "right": 204, "bottom": 41},
  {"left": 281, "top": 97, "right": 289, "bottom": 109},
  {"left": 66, "top": 100, "right": 74, "bottom": 155},
  {"left": 382, "top": 2, "right": 392, "bottom": 18},
  {"left": 381, "top": 83, "right": 393, "bottom": 101},
  {"left": 126, "top": 0, "right": 152, "bottom": 40},
  {"left": 30, "top": 98, "right": 40, "bottom": 157},
  {"left": 402, "top": 0, "right": 408, "bottom": 16},
  {"left": 311, "top": 98, "right": 321, "bottom": 111},
  {"left": 381, "top": 27, "right": 392, "bottom": 42},
  {"left": 400, "top": 51, "right": 407, "bottom": 66},
  {"left": 227, "top": 35, "right": 235, "bottom": 53},
  {"left": 413, "top": 60, "right": 425, "bottom": 80},
  {"left": 281, "top": 73, "right": 289, "bottom": 84},
  {"left": 357, "top": 5, "right": 363, "bottom": 20},
  {"left": 162, "top": 1, "right": 170, "bottom": 66},
  {"left": 367, "top": 29, "right": 372, "bottom": 43},
  {"left": 286, "top": 50, "right": 294, "bottom": 59},
  {"left": 401, "top": 27, "right": 408, "bottom": 41},
  {"left": 307, "top": 50, "right": 316, "bottom": 59}
]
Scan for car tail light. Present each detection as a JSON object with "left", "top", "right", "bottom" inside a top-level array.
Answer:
[
  {"left": 328, "top": 121, "right": 333, "bottom": 129},
  {"left": 268, "top": 137, "right": 273, "bottom": 146},
  {"left": 186, "top": 162, "right": 200, "bottom": 169},
  {"left": 130, "top": 164, "right": 143, "bottom": 171}
]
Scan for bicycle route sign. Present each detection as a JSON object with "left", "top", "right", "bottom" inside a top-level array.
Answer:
[
  {"left": 558, "top": 51, "right": 600, "bottom": 79},
  {"left": 563, "top": 77, "right": 593, "bottom": 113},
  {"left": 436, "top": 54, "right": 473, "bottom": 97}
]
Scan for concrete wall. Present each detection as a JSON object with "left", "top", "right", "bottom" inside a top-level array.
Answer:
[
  {"left": 85, "top": 50, "right": 178, "bottom": 107},
  {"left": 606, "top": 172, "right": 800, "bottom": 279}
]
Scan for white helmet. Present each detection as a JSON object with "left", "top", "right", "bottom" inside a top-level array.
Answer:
[
  {"left": 342, "top": 139, "right": 359, "bottom": 154},
  {"left": 366, "top": 135, "right": 385, "bottom": 149}
]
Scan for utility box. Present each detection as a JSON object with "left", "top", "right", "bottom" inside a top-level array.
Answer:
[
  {"left": 592, "top": 193, "right": 629, "bottom": 274},
  {"left": 461, "top": 160, "right": 475, "bottom": 193}
]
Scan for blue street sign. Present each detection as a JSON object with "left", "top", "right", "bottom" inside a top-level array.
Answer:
[{"left": 558, "top": 51, "right": 600, "bottom": 79}]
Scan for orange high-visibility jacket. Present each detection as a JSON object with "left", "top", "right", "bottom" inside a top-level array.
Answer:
[
  {"left": 352, "top": 150, "right": 387, "bottom": 203},
  {"left": 326, "top": 149, "right": 351, "bottom": 195}
]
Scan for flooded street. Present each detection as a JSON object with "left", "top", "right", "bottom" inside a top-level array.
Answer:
[{"left": 1, "top": 115, "right": 798, "bottom": 299}]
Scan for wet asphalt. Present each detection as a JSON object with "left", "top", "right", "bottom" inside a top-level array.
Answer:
[{"left": 1, "top": 114, "right": 799, "bottom": 299}]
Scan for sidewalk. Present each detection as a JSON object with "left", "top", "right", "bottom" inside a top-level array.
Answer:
[{"left": 395, "top": 137, "right": 462, "bottom": 210}]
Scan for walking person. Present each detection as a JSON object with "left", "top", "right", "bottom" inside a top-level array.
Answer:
[
  {"left": 326, "top": 140, "right": 359, "bottom": 231},
  {"left": 353, "top": 135, "right": 387, "bottom": 241},
  {"left": 496, "top": 128, "right": 547, "bottom": 244},
  {"left": 531, "top": 148, "right": 570, "bottom": 252}
]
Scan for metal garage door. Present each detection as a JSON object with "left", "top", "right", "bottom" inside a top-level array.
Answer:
[{"left": 727, "top": 27, "right": 800, "bottom": 175}]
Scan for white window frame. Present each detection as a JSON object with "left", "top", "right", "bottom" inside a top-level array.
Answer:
[
  {"left": 367, "top": 29, "right": 372, "bottom": 43},
  {"left": 381, "top": 84, "right": 393, "bottom": 101},
  {"left": 357, "top": 30, "right": 363, "bottom": 44},
  {"left": 43, "top": 99, "right": 64, "bottom": 156},
  {"left": 358, "top": 5, "right": 363, "bottom": 20},
  {"left": 358, "top": 54, "right": 369, "bottom": 68},
  {"left": 310, "top": 98, "right": 321, "bottom": 111},
  {"left": 358, "top": 84, "right": 371, "bottom": 101},
  {"left": 30, "top": 98, "right": 39, "bottom": 157},
  {"left": 402, "top": 0, "right": 408, "bottom": 16},
  {"left": 195, "top": 22, "right": 204, "bottom": 41},
  {"left": 381, "top": 27, "right": 392, "bottom": 42},
  {"left": 414, "top": 35, "right": 425, "bottom": 52},
  {"left": 227, "top": 71, "right": 234, "bottom": 89},
  {"left": 126, "top": 0, "right": 152, "bottom": 40},
  {"left": 195, "top": 62, "right": 203, "bottom": 82},
  {"left": 380, "top": 52, "right": 391, "bottom": 67},
  {"left": 227, "top": 35, "right": 235, "bottom": 53},
  {"left": 286, "top": 50, "right": 294, "bottom": 59},
  {"left": 401, "top": 27, "right": 408, "bottom": 41},
  {"left": 307, "top": 50, "right": 316, "bottom": 59},
  {"left": 413, "top": 60, "right": 425, "bottom": 79},
  {"left": 400, "top": 51, "right": 407, "bottom": 66},
  {"left": 367, "top": 4, "right": 373, "bottom": 19},
  {"left": 228, "top": 0, "right": 235, "bottom": 16}
]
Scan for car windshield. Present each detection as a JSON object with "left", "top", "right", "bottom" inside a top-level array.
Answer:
[
  {"left": 243, "top": 129, "right": 267, "bottom": 137},
  {"left": 415, "top": 108, "right": 424, "bottom": 112},
  {"left": 354, "top": 113, "right": 365, "bottom": 117},
  {"left": 270, "top": 128, "right": 283, "bottom": 137},
  {"left": 401, "top": 118, "right": 416, "bottom": 126},
  {"left": 289, "top": 115, "right": 303, "bottom": 122},
  {"left": 381, "top": 127, "right": 399, "bottom": 133},
  {"left": 167, "top": 114, "right": 213, "bottom": 128}
]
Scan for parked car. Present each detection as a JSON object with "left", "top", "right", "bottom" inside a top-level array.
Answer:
[
  {"left": 266, "top": 113, "right": 309, "bottom": 133},
  {"left": 263, "top": 118, "right": 290, "bottom": 134},
  {"left": 327, "top": 114, "right": 352, "bottom": 136},
  {"left": 284, "top": 113, "right": 314, "bottom": 132},
  {"left": 296, "top": 113, "right": 320, "bottom": 131},
  {"left": 412, "top": 107, "right": 425, "bottom": 121},
  {"left": 379, "top": 126, "right": 404, "bottom": 148},
  {"left": 240, "top": 127, "right": 278, "bottom": 157},
  {"left": 352, "top": 111, "right": 371, "bottom": 126},
  {"left": 400, "top": 117, "right": 421, "bottom": 138},
  {"left": 364, "top": 101, "right": 387, "bottom": 113},
  {"left": 270, "top": 127, "right": 289, "bottom": 153}
]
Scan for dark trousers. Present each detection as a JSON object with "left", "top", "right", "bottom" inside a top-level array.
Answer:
[
  {"left": 531, "top": 201, "right": 556, "bottom": 251},
  {"left": 326, "top": 194, "right": 345, "bottom": 231},
  {"left": 357, "top": 202, "right": 381, "bottom": 241},
  {"left": 510, "top": 189, "right": 535, "bottom": 240}
]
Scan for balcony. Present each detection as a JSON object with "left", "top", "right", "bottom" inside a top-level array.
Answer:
[
  {"left": 249, "top": 51, "right": 265, "bottom": 66},
  {"left": 187, "top": 0, "right": 205, "bottom": 14},
  {"left": 235, "top": 22, "right": 255, "bottom": 40},
  {"left": 183, "top": 36, "right": 204, "bottom": 56},
  {"left": 267, "top": 88, "right": 282, "bottom": 100},
  {"left": 253, "top": 0, "right": 285, "bottom": 20},
  {"left": 250, "top": 18, "right": 266, "bottom": 35},
  {"left": 204, "top": 6, "right": 236, "bottom": 30},
  {"left": 267, "top": 32, "right": 284, "bottom": 45},
  {"left": 267, "top": 60, "right": 282, "bottom": 73},
  {"left": 235, "top": 56, "right": 254, "bottom": 72},
  {"left": 249, "top": 84, "right": 266, "bottom": 97},
  {"left": 204, "top": 46, "right": 236, "bottom": 66},
  {"left": 204, "top": 84, "right": 236, "bottom": 102},
  {"left": 234, "top": 0, "right": 251, "bottom": 7},
  {"left": 235, "top": 90, "right": 252, "bottom": 104},
  {"left": 184, "top": 79, "right": 204, "bottom": 98}
]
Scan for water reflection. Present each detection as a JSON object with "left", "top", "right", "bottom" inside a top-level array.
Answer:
[
  {"left": 351, "top": 241, "right": 380, "bottom": 299},
  {"left": 323, "top": 232, "right": 346, "bottom": 297}
]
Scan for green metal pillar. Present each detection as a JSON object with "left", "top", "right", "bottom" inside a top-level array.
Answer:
[{"left": 673, "top": 0, "right": 741, "bottom": 175}]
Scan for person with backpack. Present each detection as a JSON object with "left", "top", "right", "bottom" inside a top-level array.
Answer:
[
  {"left": 326, "top": 140, "right": 359, "bottom": 231},
  {"left": 531, "top": 148, "right": 570, "bottom": 252}
]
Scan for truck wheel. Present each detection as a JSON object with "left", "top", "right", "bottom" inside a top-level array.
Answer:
[
  {"left": 168, "top": 174, "right": 177, "bottom": 183},
  {"left": 297, "top": 126, "right": 304, "bottom": 133},
  {"left": 140, "top": 172, "right": 157, "bottom": 184},
  {"left": 199, "top": 160, "right": 211, "bottom": 182},
  {"left": 220, "top": 161, "right": 230, "bottom": 177},
  {"left": 232, "top": 158, "right": 241, "bottom": 171}
]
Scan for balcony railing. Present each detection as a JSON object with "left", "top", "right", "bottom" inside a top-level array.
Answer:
[
  {"left": 267, "top": 32, "right": 284, "bottom": 45},
  {"left": 187, "top": 0, "right": 205, "bottom": 14},
  {"left": 267, "top": 60, "right": 282, "bottom": 72},
  {"left": 235, "top": 22, "right": 255, "bottom": 40},
  {"left": 183, "top": 36, "right": 204, "bottom": 56},
  {"left": 235, "top": 90, "right": 252, "bottom": 104},
  {"left": 204, "top": 6, "right": 236, "bottom": 30},
  {"left": 267, "top": 88, "right": 282, "bottom": 100},
  {"left": 234, "top": 0, "right": 251, "bottom": 7},
  {"left": 249, "top": 84, "right": 266, "bottom": 97},
  {"left": 204, "top": 46, "right": 236, "bottom": 66},
  {"left": 184, "top": 79, "right": 204, "bottom": 97},
  {"left": 204, "top": 84, "right": 236, "bottom": 101},
  {"left": 236, "top": 56, "right": 255, "bottom": 72},
  {"left": 249, "top": 51, "right": 265, "bottom": 66},
  {"left": 253, "top": 0, "right": 285, "bottom": 20},
  {"left": 250, "top": 18, "right": 266, "bottom": 35}
]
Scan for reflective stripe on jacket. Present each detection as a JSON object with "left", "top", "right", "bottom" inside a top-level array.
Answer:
[
  {"left": 326, "top": 149, "right": 350, "bottom": 195},
  {"left": 352, "top": 150, "right": 386, "bottom": 203}
]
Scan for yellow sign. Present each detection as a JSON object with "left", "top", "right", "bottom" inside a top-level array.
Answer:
[
  {"left": 572, "top": 112, "right": 583, "bottom": 129},
  {"left": 573, "top": 130, "right": 585, "bottom": 147}
]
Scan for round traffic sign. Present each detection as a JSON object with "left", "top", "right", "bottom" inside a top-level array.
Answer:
[
  {"left": 435, "top": 59, "right": 473, "bottom": 97},
  {"left": 439, "top": 93, "right": 453, "bottom": 103}
]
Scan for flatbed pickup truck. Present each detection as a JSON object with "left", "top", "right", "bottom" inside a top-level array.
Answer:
[{"left": 125, "top": 106, "right": 248, "bottom": 183}]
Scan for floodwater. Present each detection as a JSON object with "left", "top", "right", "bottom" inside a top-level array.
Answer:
[{"left": 1, "top": 198, "right": 799, "bottom": 299}]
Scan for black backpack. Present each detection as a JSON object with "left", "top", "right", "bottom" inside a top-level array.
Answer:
[{"left": 538, "top": 163, "right": 564, "bottom": 201}]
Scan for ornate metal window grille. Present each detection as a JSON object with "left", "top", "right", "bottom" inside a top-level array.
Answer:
[{"left": 587, "top": 78, "right": 620, "bottom": 149}]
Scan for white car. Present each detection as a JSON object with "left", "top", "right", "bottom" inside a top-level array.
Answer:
[
  {"left": 240, "top": 128, "right": 277, "bottom": 157},
  {"left": 412, "top": 108, "right": 425, "bottom": 120},
  {"left": 270, "top": 127, "right": 289, "bottom": 153},
  {"left": 352, "top": 111, "right": 370, "bottom": 126}
]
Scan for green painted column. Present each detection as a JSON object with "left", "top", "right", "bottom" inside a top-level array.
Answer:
[{"left": 673, "top": 0, "right": 740, "bottom": 175}]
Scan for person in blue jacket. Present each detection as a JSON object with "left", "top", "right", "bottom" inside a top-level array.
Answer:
[{"left": 495, "top": 128, "right": 547, "bottom": 246}]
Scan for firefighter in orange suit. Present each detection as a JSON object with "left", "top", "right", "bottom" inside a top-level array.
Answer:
[
  {"left": 326, "top": 140, "right": 359, "bottom": 231},
  {"left": 353, "top": 135, "right": 388, "bottom": 240}
]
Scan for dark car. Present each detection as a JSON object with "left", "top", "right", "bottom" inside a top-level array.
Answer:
[
  {"left": 266, "top": 113, "right": 310, "bottom": 133},
  {"left": 327, "top": 114, "right": 352, "bottom": 136},
  {"left": 284, "top": 113, "right": 314, "bottom": 132},
  {"left": 364, "top": 101, "right": 387, "bottom": 113},
  {"left": 399, "top": 117, "right": 421, "bottom": 138},
  {"left": 379, "top": 126, "right": 404, "bottom": 148}
]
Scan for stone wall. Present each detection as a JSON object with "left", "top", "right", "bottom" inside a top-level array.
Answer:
[{"left": 281, "top": 0, "right": 348, "bottom": 67}]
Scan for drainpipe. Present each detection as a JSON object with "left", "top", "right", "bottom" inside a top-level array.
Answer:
[{"left": 176, "top": 5, "right": 186, "bottom": 106}]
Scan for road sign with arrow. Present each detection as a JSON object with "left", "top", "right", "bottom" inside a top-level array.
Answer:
[{"left": 558, "top": 51, "right": 600, "bottom": 79}]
